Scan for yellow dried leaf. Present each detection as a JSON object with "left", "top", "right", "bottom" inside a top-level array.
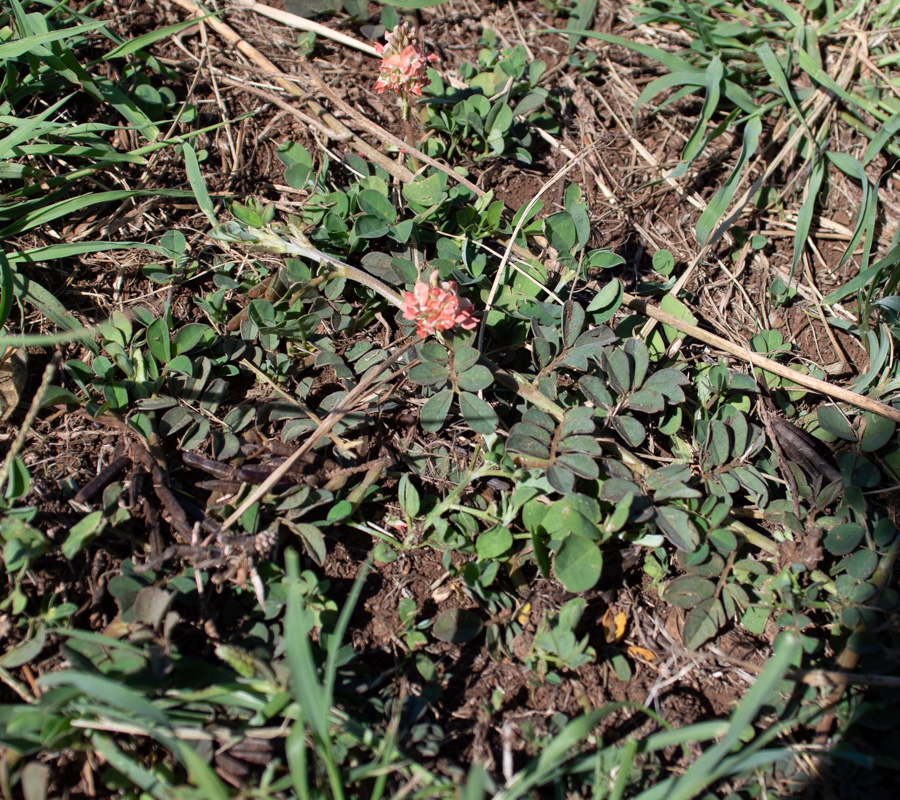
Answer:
[
  {"left": 626, "top": 645, "right": 656, "bottom": 662},
  {"left": 517, "top": 602, "right": 532, "bottom": 626},
  {"left": 601, "top": 609, "right": 627, "bottom": 643}
]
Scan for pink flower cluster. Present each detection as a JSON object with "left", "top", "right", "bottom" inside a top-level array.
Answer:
[
  {"left": 373, "top": 22, "right": 437, "bottom": 98},
  {"left": 401, "top": 273, "right": 479, "bottom": 338}
]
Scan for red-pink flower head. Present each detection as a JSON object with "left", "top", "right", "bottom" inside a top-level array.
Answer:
[
  {"left": 374, "top": 22, "right": 437, "bottom": 98},
  {"left": 401, "top": 272, "right": 479, "bottom": 338}
]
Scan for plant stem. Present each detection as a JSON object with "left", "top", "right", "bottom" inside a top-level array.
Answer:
[{"left": 403, "top": 110, "right": 422, "bottom": 173}]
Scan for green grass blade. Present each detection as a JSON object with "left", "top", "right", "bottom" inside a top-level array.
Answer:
[
  {"left": 287, "top": 718, "right": 311, "bottom": 800},
  {"left": 641, "top": 720, "right": 729, "bottom": 752},
  {"left": 789, "top": 149, "right": 826, "bottom": 282},
  {"left": 21, "top": 45, "right": 98, "bottom": 100},
  {"left": 566, "top": 0, "right": 598, "bottom": 50},
  {"left": 826, "top": 152, "right": 876, "bottom": 289},
  {"left": 696, "top": 114, "right": 762, "bottom": 245},
  {"left": 38, "top": 671, "right": 173, "bottom": 728},
  {"left": 92, "top": 80, "right": 160, "bottom": 141},
  {"left": 755, "top": 0, "right": 804, "bottom": 25},
  {"left": 636, "top": 71, "right": 706, "bottom": 114},
  {"left": 103, "top": 14, "right": 218, "bottom": 59},
  {"left": 507, "top": 708, "right": 605, "bottom": 796},
  {"left": 661, "top": 632, "right": 801, "bottom": 800},
  {"left": 323, "top": 558, "right": 371, "bottom": 707},
  {"left": 91, "top": 733, "right": 170, "bottom": 798},
  {"left": 464, "top": 764, "right": 486, "bottom": 800},
  {"left": 284, "top": 549, "right": 329, "bottom": 742},
  {"left": 0, "top": 96, "right": 70, "bottom": 159},
  {"left": 609, "top": 738, "right": 638, "bottom": 800},
  {"left": 177, "top": 740, "right": 230, "bottom": 800},
  {"left": 182, "top": 140, "right": 218, "bottom": 227},
  {"left": 756, "top": 43, "right": 807, "bottom": 135},
  {"left": 821, "top": 259, "right": 886, "bottom": 305},
  {"left": 8, "top": 240, "right": 173, "bottom": 265},
  {"left": 678, "top": 0, "right": 715, "bottom": 53},
  {"left": 0, "top": 325, "right": 102, "bottom": 350},
  {"left": 0, "top": 188, "right": 195, "bottom": 237},
  {"left": 796, "top": 48, "right": 878, "bottom": 116},
  {"left": 379, "top": 0, "right": 452, "bottom": 7},
  {"left": 0, "top": 252, "right": 14, "bottom": 329},
  {"left": 0, "top": 23, "right": 107, "bottom": 62},
  {"left": 721, "top": 78, "right": 759, "bottom": 115},
  {"left": 9, "top": 271, "right": 102, "bottom": 353},
  {"left": 11, "top": 143, "right": 147, "bottom": 164},
  {"left": 818, "top": 0, "right": 868, "bottom": 34},
  {"left": 668, "top": 55, "right": 723, "bottom": 179},
  {"left": 52, "top": 628, "right": 148, "bottom": 655},
  {"left": 863, "top": 111, "right": 900, "bottom": 165},
  {"left": 8, "top": 0, "right": 34, "bottom": 36},
  {"left": 498, "top": 702, "right": 665, "bottom": 799},
  {"left": 709, "top": 747, "right": 798, "bottom": 779},
  {"left": 559, "top": 30, "right": 700, "bottom": 78}
]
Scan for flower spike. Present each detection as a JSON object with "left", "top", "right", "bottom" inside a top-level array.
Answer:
[
  {"left": 373, "top": 22, "right": 437, "bottom": 99},
  {"left": 401, "top": 272, "right": 479, "bottom": 339}
]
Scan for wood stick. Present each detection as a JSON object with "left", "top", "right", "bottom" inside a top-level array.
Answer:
[
  {"left": 235, "top": 0, "right": 379, "bottom": 56},
  {"left": 623, "top": 293, "right": 900, "bottom": 423}
]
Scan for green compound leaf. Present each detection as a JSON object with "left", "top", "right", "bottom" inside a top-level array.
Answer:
[
  {"left": 456, "top": 364, "right": 493, "bottom": 392},
  {"left": 418, "top": 340, "right": 449, "bottom": 363},
  {"left": 602, "top": 347, "right": 633, "bottom": 395},
  {"left": 357, "top": 189, "right": 397, "bottom": 224},
  {"left": 683, "top": 597, "right": 726, "bottom": 650},
  {"left": 564, "top": 183, "right": 591, "bottom": 251},
  {"left": 843, "top": 550, "right": 878, "bottom": 581},
  {"left": 663, "top": 575, "right": 715, "bottom": 609},
  {"left": 628, "top": 387, "right": 666, "bottom": 413},
  {"left": 648, "top": 294, "right": 698, "bottom": 359},
  {"left": 476, "top": 526, "right": 513, "bottom": 559},
  {"left": 611, "top": 415, "right": 646, "bottom": 447},
  {"left": 409, "top": 361, "right": 450, "bottom": 387},
  {"left": 544, "top": 212, "right": 577, "bottom": 254},
  {"left": 420, "top": 389, "right": 454, "bottom": 433},
  {"left": 432, "top": 608, "right": 483, "bottom": 644},
  {"left": 0, "top": 625, "right": 46, "bottom": 668},
  {"left": 146, "top": 317, "right": 171, "bottom": 364},
  {"left": 507, "top": 431, "right": 551, "bottom": 459},
  {"left": 656, "top": 505, "right": 699, "bottom": 552},
  {"left": 546, "top": 464, "right": 576, "bottom": 494},
  {"left": 553, "top": 534, "right": 602, "bottom": 593},
  {"left": 61, "top": 510, "right": 108, "bottom": 559},
  {"left": 403, "top": 172, "right": 447, "bottom": 207},
  {"left": 458, "top": 391, "right": 498, "bottom": 435},
  {"left": 824, "top": 522, "right": 864, "bottom": 557},
  {"left": 860, "top": 412, "right": 895, "bottom": 452},
  {"left": 5, "top": 457, "right": 30, "bottom": 501},
  {"left": 586, "top": 278, "right": 624, "bottom": 324},
  {"left": 556, "top": 452, "right": 600, "bottom": 480},
  {"left": 398, "top": 474, "right": 421, "bottom": 518},
  {"left": 453, "top": 345, "right": 480, "bottom": 373},
  {"left": 652, "top": 248, "right": 675, "bottom": 275}
]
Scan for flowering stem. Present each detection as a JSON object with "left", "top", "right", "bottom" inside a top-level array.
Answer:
[
  {"left": 403, "top": 110, "right": 421, "bottom": 173},
  {"left": 326, "top": 262, "right": 404, "bottom": 308}
]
